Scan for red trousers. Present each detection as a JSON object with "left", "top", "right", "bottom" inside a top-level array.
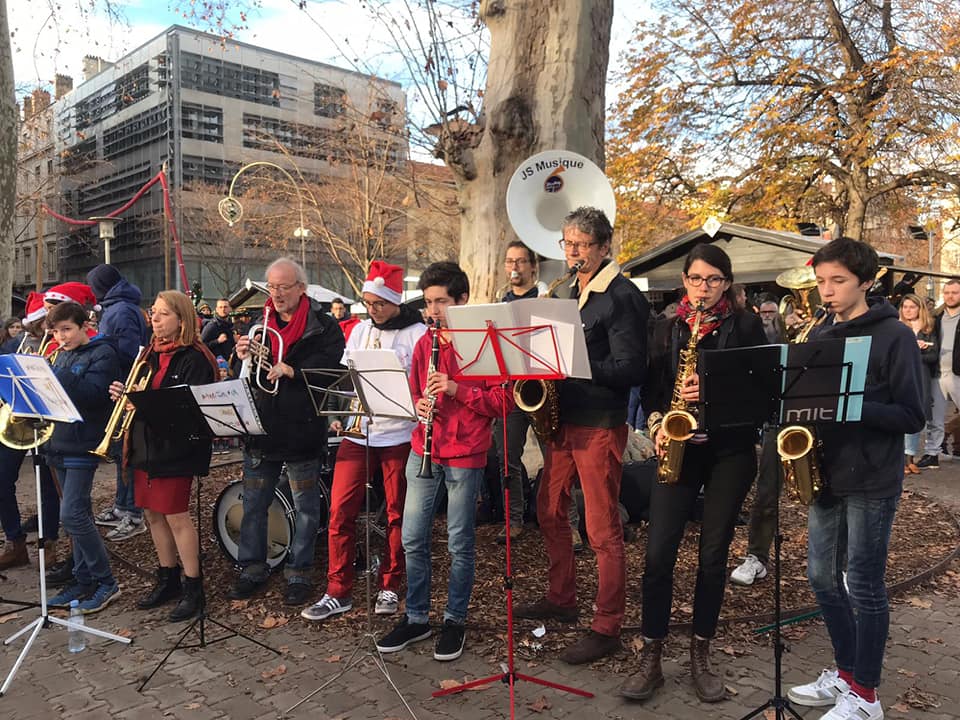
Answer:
[
  {"left": 538, "top": 423, "right": 628, "bottom": 636},
  {"left": 326, "top": 439, "right": 410, "bottom": 598}
]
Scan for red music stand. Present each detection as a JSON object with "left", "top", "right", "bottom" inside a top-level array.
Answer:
[{"left": 432, "top": 317, "right": 593, "bottom": 716}]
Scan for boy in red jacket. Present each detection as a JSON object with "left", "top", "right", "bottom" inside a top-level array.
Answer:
[{"left": 376, "top": 262, "right": 512, "bottom": 662}]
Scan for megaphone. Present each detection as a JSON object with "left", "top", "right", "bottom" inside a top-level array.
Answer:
[{"left": 506, "top": 150, "right": 616, "bottom": 260}]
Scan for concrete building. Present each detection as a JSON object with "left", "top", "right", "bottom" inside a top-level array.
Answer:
[{"left": 45, "top": 25, "right": 407, "bottom": 301}]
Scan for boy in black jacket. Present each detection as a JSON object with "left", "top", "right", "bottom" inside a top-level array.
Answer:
[
  {"left": 788, "top": 239, "right": 925, "bottom": 720},
  {"left": 44, "top": 302, "right": 122, "bottom": 614}
]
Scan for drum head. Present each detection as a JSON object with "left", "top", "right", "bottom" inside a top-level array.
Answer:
[{"left": 212, "top": 480, "right": 295, "bottom": 569}]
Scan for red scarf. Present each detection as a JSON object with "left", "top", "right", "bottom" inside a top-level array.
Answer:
[
  {"left": 676, "top": 296, "right": 732, "bottom": 340},
  {"left": 264, "top": 295, "right": 309, "bottom": 358}
]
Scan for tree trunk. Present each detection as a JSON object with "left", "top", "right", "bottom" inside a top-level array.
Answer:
[
  {"left": 0, "top": 0, "right": 16, "bottom": 317},
  {"left": 449, "top": 0, "right": 613, "bottom": 302}
]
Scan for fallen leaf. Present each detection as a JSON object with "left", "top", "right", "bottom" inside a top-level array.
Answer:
[
  {"left": 763, "top": 709, "right": 778, "bottom": 720},
  {"left": 259, "top": 615, "right": 289, "bottom": 629},
  {"left": 184, "top": 703, "right": 201, "bottom": 710},
  {"left": 0, "top": 614, "right": 21, "bottom": 624},
  {"left": 230, "top": 600, "right": 249, "bottom": 610},
  {"left": 724, "top": 684, "right": 739, "bottom": 696},
  {"left": 116, "top": 627, "right": 134, "bottom": 638},
  {"left": 897, "top": 668, "right": 918, "bottom": 678},
  {"left": 528, "top": 696, "right": 551, "bottom": 713},
  {"left": 906, "top": 596, "right": 932, "bottom": 609},
  {"left": 439, "top": 679, "right": 462, "bottom": 690},
  {"left": 261, "top": 663, "right": 287, "bottom": 680},
  {"left": 324, "top": 655, "right": 342, "bottom": 663},
  {"left": 890, "top": 702, "right": 910, "bottom": 713}
]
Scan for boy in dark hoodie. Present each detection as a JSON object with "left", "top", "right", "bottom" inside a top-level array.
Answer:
[
  {"left": 787, "top": 239, "right": 925, "bottom": 720},
  {"left": 44, "top": 302, "right": 123, "bottom": 614}
]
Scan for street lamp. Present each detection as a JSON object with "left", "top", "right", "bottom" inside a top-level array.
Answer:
[
  {"left": 219, "top": 161, "right": 309, "bottom": 273},
  {"left": 88, "top": 216, "right": 120, "bottom": 264},
  {"left": 908, "top": 224, "right": 934, "bottom": 299}
]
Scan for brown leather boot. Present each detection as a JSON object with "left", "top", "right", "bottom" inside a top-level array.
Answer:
[
  {"left": 621, "top": 637, "right": 664, "bottom": 701},
  {"left": 0, "top": 538, "right": 29, "bottom": 571},
  {"left": 690, "top": 635, "right": 725, "bottom": 702}
]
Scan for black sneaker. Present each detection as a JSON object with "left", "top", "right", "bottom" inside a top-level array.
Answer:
[
  {"left": 45, "top": 559, "right": 75, "bottom": 587},
  {"left": 434, "top": 619, "right": 466, "bottom": 661},
  {"left": 916, "top": 454, "right": 940, "bottom": 469},
  {"left": 376, "top": 616, "right": 432, "bottom": 654},
  {"left": 227, "top": 575, "right": 267, "bottom": 600}
]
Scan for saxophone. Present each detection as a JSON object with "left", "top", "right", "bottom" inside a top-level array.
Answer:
[
  {"left": 651, "top": 303, "right": 704, "bottom": 484},
  {"left": 512, "top": 261, "right": 583, "bottom": 442},
  {"left": 777, "top": 305, "right": 828, "bottom": 505}
]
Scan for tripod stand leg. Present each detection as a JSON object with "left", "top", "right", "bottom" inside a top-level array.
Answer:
[{"left": 0, "top": 618, "right": 43, "bottom": 696}]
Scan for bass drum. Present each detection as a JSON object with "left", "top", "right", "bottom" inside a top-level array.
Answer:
[{"left": 213, "top": 481, "right": 295, "bottom": 570}]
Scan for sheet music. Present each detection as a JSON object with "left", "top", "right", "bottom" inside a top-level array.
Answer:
[
  {"left": 348, "top": 350, "right": 417, "bottom": 420},
  {"left": 0, "top": 354, "right": 82, "bottom": 423},
  {"left": 189, "top": 379, "right": 266, "bottom": 436}
]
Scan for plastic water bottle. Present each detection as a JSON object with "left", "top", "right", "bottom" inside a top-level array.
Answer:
[{"left": 68, "top": 599, "right": 86, "bottom": 653}]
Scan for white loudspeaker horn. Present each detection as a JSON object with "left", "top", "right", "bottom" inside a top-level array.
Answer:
[{"left": 505, "top": 150, "right": 617, "bottom": 261}]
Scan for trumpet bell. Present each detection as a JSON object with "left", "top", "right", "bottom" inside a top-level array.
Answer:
[
  {"left": 776, "top": 266, "right": 817, "bottom": 290},
  {"left": 777, "top": 425, "right": 814, "bottom": 461}
]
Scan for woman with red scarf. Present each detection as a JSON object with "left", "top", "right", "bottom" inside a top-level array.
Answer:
[
  {"left": 109, "top": 290, "right": 218, "bottom": 622},
  {"left": 622, "top": 244, "right": 766, "bottom": 705}
]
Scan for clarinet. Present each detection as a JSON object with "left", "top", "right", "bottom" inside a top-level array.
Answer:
[{"left": 417, "top": 319, "right": 440, "bottom": 479}]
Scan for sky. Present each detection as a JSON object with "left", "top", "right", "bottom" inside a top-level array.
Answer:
[{"left": 8, "top": 0, "right": 651, "bottom": 117}]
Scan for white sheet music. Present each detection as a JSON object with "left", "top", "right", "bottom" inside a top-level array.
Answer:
[
  {"left": 189, "top": 379, "right": 266, "bottom": 436},
  {"left": 0, "top": 354, "right": 82, "bottom": 423}
]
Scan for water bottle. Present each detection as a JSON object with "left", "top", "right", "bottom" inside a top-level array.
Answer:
[{"left": 68, "top": 599, "right": 86, "bottom": 653}]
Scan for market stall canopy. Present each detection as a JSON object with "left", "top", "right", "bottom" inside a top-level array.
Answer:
[{"left": 228, "top": 278, "right": 356, "bottom": 309}]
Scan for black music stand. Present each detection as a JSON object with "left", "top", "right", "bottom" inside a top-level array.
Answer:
[
  {"left": 0, "top": 360, "right": 131, "bottom": 697},
  {"left": 701, "top": 339, "right": 868, "bottom": 720},
  {"left": 127, "top": 385, "right": 279, "bottom": 692},
  {"left": 432, "top": 316, "right": 593, "bottom": 716},
  {"left": 288, "top": 360, "right": 417, "bottom": 718}
]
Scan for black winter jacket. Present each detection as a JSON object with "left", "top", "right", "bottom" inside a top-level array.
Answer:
[
  {"left": 245, "top": 298, "right": 345, "bottom": 462},
  {"left": 555, "top": 259, "right": 650, "bottom": 428},
  {"left": 44, "top": 335, "right": 121, "bottom": 460},
  {"left": 201, "top": 316, "right": 236, "bottom": 360},
  {"left": 127, "top": 345, "right": 216, "bottom": 477},
  {"left": 645, "top": 307, "right": 767, "bottom": 453},
  {"left": 811, "top": 298, "right": 925, "bottom": 499}
]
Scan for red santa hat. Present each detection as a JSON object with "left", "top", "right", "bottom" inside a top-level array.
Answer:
[
  {"left": 44, "top": 282, "right": 98, "bottom": 308},
  {"left": 23, "top": 291, "right": 47, "bottom": 325},
  {"left": 361, "top": 260, "right": 403, "bottom": 305}
]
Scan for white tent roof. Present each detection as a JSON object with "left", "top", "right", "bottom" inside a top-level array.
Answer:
[{"left": 243, "top": 278, "right": 355, "bottom": 305}]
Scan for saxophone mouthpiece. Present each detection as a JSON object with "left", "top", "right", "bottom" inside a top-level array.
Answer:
[
  {"left": 570, "top": 260, "right": 584, "bottom": 274},
  {"left": 510, "top": 270, "right": 521, "bottom": 281}
]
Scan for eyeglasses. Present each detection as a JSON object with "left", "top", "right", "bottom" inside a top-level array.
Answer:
[
  {"left": 362, "top": 299, "right": 390, "bottom": 312},
  {"left": 265, "top": 282, "right": 301, "bottom": 293},
  {"left": 759, "top": 310, "right": 778, "bottom": 315},
  {"left": 504, "top": 258, "right": 530, "bottom": 266},
  {"left": 558, "top": 239, "right": 598, "bottom": 252},
  {"left": 684, "top": 274, "right": 728, "bottom": 288}
]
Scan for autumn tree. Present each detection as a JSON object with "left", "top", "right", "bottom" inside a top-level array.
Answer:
[
  {"left": 1, "top": 0, "right": 16, "bottom": 316},
  {"left": 609, "top": 0, "right": 960, "bottom": 259}
]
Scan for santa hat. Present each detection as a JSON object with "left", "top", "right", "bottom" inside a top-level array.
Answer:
[
  {"left": 23, "top": 291, "right": 47, "bottom": 325},
  {"left": 361, "top": 260, "right": 403, "bottom": 305},
  {"left": 44, "top": 282, "right": 97, "bottom": 308}
]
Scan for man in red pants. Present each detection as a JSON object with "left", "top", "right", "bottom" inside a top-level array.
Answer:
[{"left": 301, "top": 261, "right": 427, "bottom": 620}]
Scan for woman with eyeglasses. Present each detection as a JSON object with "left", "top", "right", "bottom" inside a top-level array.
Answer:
[{"left": 622, "top": 243, "right": 766, "bottom": 705}]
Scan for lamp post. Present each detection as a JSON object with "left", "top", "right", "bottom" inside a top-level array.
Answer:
[
  {"left": 88, "top": 216, "right": 120, "bottom": 264},
  {"left": 219, "top": 161, "right": 309, "bottom": 274},
  {"left": 908, "top": 224, "right": 934, "bottom": 299}
]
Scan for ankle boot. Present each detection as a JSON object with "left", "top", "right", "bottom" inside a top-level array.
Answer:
[
  {"left": 621, "top": 638, "right": 665, "bottom": 701},
  {"left": 138, "top": 566, "right": 182, "bottom": 609},
  {"left": 0, "top": 538, "right": 29, "bottom": 571},
  {"left": 169, "top": 575, "right": 203, "bottom": 622},
  {"left": 690, "top": 635, "right": 725, "bottom": 702}
]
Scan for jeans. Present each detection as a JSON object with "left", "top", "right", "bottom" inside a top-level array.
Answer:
[
  {"left": 746, "top": 428, "right": 782, "bottom": 565},
  {"left": 642, "top": 443, "right": 755, "bottom": 640},
  {"left": 807, "top": 493, "right": 899, "bottom": 689},
  {"left": 239, "top": 451, "right": 322, "bottom": 582},
  {"left": 56, "top": 462, "right": 115, "bottom": 586},
  {"left": 326, "top": 439, "right": 409, "bottom": 597},
  {"left": 402, "top": 452, "right": 481, "bottom": 625},
  {"left": 111, "top": 440, "right": 141, "bottom": 517},
  {"left": 904, "top": 431, "right": 921, "bottom": 457},
  {"left": 492, "top": 409, "right": 532, "bottom": 528},
  {"left": 539, "top": 423, "right": 628, "bottom": 636}
]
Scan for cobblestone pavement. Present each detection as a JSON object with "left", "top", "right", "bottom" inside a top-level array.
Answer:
[{"left": 1, "top": 458, "right": 958, "bottom": 720}]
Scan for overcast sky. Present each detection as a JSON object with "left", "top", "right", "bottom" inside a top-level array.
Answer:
[{"left": 9, "top": 0, "right": 650, "bottom": 111}]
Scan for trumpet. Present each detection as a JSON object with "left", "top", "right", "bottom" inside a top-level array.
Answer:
[
  {"left": 91, "top": 357, "right": 153, "bottom": 462},
  {"left": 239, "top": 306, "right": 284, "bottom": 395}
]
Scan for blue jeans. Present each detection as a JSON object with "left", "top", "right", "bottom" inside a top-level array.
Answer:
[
  {"left": 238, "top": 451, "right": 321, "bottom": 582},
  {"left": 402, "top": 452, "right": 481, "bottom": 625},
  {"left": 111, "top": 440, "right": 141, "bottom": 517},
  {"left": 56, "top": 462, "right": 115, "bottom": 586},
  {"left": 807, "top": 493, "right": 899, "bottom": 689}
]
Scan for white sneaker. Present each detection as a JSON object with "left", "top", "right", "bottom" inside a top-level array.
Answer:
[
  {"left": 375, "top": 589, "right": 399, "bottom": 615},
  {"left": 819, "top": 692, "right": 883, "bottom": 720},
  {"left": 788, "top": 669, "right": 851, "bottom": 707},
  {"left": 731, "top": 554, "right": 768, "bottom": 586},
  {"left": 300, "top": 593, "right": 351, "bottom": 621}
]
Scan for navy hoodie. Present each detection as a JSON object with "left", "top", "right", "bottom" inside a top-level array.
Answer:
[
  {"left": 44, "top": 335, "right": 121, "bottom": 462},
  {"left": 810, "top": 297, "right": 925, "bottom": 499},
  {"left": 98, "top": 279, "right": 150, "bottom": 371}
]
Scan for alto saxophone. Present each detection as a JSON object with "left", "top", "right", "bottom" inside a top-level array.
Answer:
[
  {"left": 651, "top": 303, "right": 704, "bottom": 484},
  {"left": 777, "top": 306, "right": 828, "bottom": 505}
]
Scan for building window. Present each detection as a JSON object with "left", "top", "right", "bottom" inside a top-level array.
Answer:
[
  {"left": 74, "top": 63, "right": 150, "bottom": 129},
  {"left": 243, "top": 113, "right": 338, "bottom": 161},
  {"left": 180, "top": 51, "right": 282, "bottom": 107},
  {"left": 314, "top": 83, "right": 345, "bottom": 118},
  {"left": 102, "top": 105, "right": 169, "bottom": 159},
  {"left": 181, "top": 103, "right": 223, "bottom": 143}
]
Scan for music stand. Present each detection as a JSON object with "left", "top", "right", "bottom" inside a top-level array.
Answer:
[
  {"left": 126, "top": 384, "right": 279, "bottom": 692},
  {"left": 287, "top": 357, "right": 418, "bottom": 718},
  {"left": 700, "top": 338, "right": 869, "bottom": 720},
  {"left": 0, "top": 356, "right": 131, "bottom": 697},
  {"left": 433, "top": 308, "right": 594, "bottom": 717}
]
